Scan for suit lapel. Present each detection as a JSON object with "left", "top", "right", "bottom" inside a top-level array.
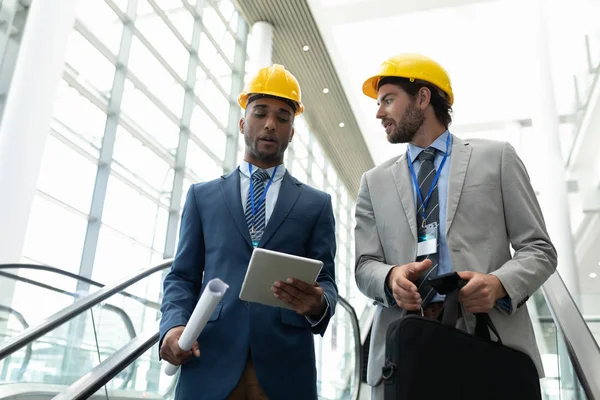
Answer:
[
  {"left": 391, "top": 154, "right": 417, "bottom": 240},
  {"left": 219, "top": 169, "right": 253, "bottom": 249},
  {"left": 260, "top": 171, "right": 301, "bottom": 247},
  {"left": 446, "top": 136, "right": 472, "bottom": 235}
]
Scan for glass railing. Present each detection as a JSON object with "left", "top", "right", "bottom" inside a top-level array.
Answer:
[
  {"left": 0, "top": 262, "right": 170, "bottom": 399},
  {"left": 531, "top": 272, "right": 600, "bottom": 399},
  {"left": 53, "top": 295, "right": 363, "bottom": 400},
  {"left": 571, "top": 293, "right": 600, "bottom": 347}
]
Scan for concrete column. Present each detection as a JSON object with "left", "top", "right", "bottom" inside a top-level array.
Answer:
[
  {"left": 529, "top": 0, "right": 579, "bottom": 294},
  {"left": 0, "top": 0, "right": 79, "bottom": 316},
  {"left": 247, "top": 21, "right": 273, "bottom": 75}
]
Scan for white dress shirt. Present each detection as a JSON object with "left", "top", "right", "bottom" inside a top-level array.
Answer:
[
  {"left": 238, "top": 161, "right": 286, "bottom": 226},
  {"left": 237, "top": 161, "right": 329, "bottom": 326}
]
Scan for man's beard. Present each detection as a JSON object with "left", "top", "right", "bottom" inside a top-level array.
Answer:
[
  {"left": 387, "top": 104, "right": 425, "bottom": 144},
  {"left": 245, "top": 134, "right": 285, "bottom": 161}
]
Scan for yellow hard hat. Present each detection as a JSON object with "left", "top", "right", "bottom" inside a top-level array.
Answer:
[
  {"left": 238, "top": 64, "right": 304, "bottom": 115},
  {"left": 362, "top": 53, "right": 454, "bottom": 105}
]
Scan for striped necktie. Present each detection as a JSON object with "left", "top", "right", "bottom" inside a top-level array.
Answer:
[
  {"left": 245, "top": 168, "right": 271, "bottom": 245},
  {"left": 415, "top": 147, "right": 440, "bottom": 307}
]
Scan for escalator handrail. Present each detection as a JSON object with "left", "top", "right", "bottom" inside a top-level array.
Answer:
[
  {"left": 338, "top": 296, "right": 362, "bottom": 400},
  {"left": 53, "top": 295, "right": 363, "bottom": 400},
  {"left": 51, "top": 325, "right": 160, "bottom": 400},
  {"left": 0, "top": 270, "right": 138, "bottom": 387},
  {"left": 0, "top": 264, "right": 162, "bottom": 310},
  {"left": 0, "top": 259, "right": 173, "bottom": 362},
  {"left": 0, "top": 270, "right": 138, "bottom": 340},
  {"left": 541, "top": 271, "right": 600, "bottom": 398},
  {"left": 0, "top": 305, "right": 32, "bottom": 381}
]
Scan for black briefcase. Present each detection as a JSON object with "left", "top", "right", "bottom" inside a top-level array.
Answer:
[{"left": 382, "top": 276, "right": 541, "bottom": 400}]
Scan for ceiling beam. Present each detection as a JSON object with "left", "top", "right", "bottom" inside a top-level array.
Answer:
[
  {"left": 233, "top": 0, "right": 375, "bottom": 197},
  {"left": 311, "top": 0, "right": 497, "bottom": 26}
]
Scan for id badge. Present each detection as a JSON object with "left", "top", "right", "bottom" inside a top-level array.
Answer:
[
  {"left": 417, "top": 222, "right": 438, "bottom": 256},
  {"left": 250, "top": 229, "right": 263, "bottom": 248}
]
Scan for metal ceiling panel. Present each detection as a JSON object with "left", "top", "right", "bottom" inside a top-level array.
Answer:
[{"left": 233, "top": 0, "right": 375, "bottom": 197}]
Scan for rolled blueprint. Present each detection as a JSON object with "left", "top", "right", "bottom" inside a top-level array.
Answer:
[{"left": 164, "top": 278, "right": 229, "bottom": 376}]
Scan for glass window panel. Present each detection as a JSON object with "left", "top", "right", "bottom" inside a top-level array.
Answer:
[
  {"left": 330, "top": 192, "right": 338, "bottom": 212},
  {"left": 37, "top": 136, "right": 97, "bottom": 214},
  {"left": 340, "top": 191, "right": 349, "bottom": 207},
  {"left": 202, "top": 6, "right": 236, "bottom": 63},
  {"left": 312, "top": 141, "right": 326, "bottom": 170},
  {"left": 120, "top": 79, "right": 180, "bottom": 150},
  {"left": 93, "top": 226, "right": 154, "bottom": 283},
  {"left": 294, "top": 139, "right": 309, "bottom": 161},
  {"left": 22, "top": 195, "right": 87, "bottom": 273},
  {"left": 112, "top": 0, "right": 128, "bottom": 12},
  {"left": 53, "top": 80, "right": 108, "bottom": 149},
  {"left": 327, "top": 164, "right": 337, "bottom": 187},
  {"left": 128, "top": 36, "right": 185, "bottom": 116},
  {"left": 312, "top": 165, "right": 324, "bottom": 189},
  {"left": 213, "top": 0, "right": 238, "bottom": 33},
  {"left": 185, "top": 139, "right": 223, "bottom": 181},
  {"left": 154, "top": 0, "right": 184, "bottom": 9},
  {"left": 190, "top": 106, "right": 228, "bottom": 160},
  {"left": 136, "top": 0, "right": 189, "bottom": 79},
  {"left": 180, "top": 178, "right": 193, "bottom": 209},
  {"left": 339, "top": 207, "right": 348, "bottom": 226},
  {"left": 292, "top": 160, "right": 307, "bottom": 183},
  {"left": 153, "top": 207, "right": 169, "bottom": 253},
  {"left": 64, "top": 30, "right": 116, "bottom": 94},
  {"left": 76, "top": 0, "right": 123, "bottom": 56},
  {"left": 195, "top": 77, "right": 230, "bottom": 127},
  {"left": 166, "top": 7, "right": 195, "bottom": 44},
  {"left": 215, "top": 71, "right": 232, "bottom": 94},
  {"left": 338, "top": 226, "right": 348, "bottom": 245},
  {"left": 102, "top": 174, "right": 163, "bottom": 248},
  {"left": 113, "top": 125, "right": 174, "bottom": 191}
]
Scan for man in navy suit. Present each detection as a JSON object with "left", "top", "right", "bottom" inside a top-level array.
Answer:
[{"left": 159, "top": 64, "right": 338, "bottom": 400}]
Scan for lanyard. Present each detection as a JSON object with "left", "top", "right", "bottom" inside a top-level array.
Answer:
[
  {"left": 248, "top": 163, "right": 278, "bottom": 228},
  {"left": 406, "top": 134, "right": 450, "bottom": 224}
]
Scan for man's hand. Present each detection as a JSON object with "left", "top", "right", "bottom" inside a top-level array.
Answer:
[
  {"left": 159, "top": 326, "right": 200, "bottom": 366},
  {"left": 387, "top": 259, "right": 432, "bottom": 311},
  {"left": 457, "top": 271, "right": 507, "bottom": 313},
  {"left": 272, "top": 278, "right": 326, "bottom": 318}
]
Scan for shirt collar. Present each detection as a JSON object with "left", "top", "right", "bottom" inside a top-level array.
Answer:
[
  {"left": 407, "top": 130, "right": 452, "bottom": 163},
  {"left": 239, "top": 161, "right": 286, "bottom": 182}
]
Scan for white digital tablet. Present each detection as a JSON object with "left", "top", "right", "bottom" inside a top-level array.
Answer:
[{"left": 239, "top": 248, "right": 323, "bottom": 309}]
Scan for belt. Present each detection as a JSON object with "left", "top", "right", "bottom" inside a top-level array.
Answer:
[{"left": 408, "top": 301, "right": 443, "bottom": 319}]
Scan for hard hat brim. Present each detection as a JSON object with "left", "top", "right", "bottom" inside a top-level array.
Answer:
[
  {"left": 362, "top": 75, "right": 381, "bottom": 100},
  {"left": 362, "top": 74, "right": 454, "bottom": 105},
  {"left": 238, "top": 91, "right": 304, "bottom": 116}
]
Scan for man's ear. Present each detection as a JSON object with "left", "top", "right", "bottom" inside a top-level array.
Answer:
[
  {"left": 239, "top": 117, "right": 245, "bottom": 135},
  {"left": 418, "top": 87, "right": 431, "bottom": 110},
  {"left": 289, "top": 127, "right": 295, "bottom": 142}
]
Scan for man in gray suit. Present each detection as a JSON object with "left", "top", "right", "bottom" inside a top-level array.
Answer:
[{"left": 355, "top": 53, "right": 557, "bottom": 399}]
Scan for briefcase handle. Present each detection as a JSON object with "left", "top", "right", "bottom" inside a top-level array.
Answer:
[{"left": 437, "top": 281, "right": 503, "bottom": 344}]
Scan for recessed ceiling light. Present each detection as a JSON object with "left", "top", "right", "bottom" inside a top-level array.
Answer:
[
  {"left": 339, "top": 122, "right": 345, "bottom": 128},
  {"left": 302, "top": 45, "right": 310, "bottom": 51},
  {"left": 590, "top": 273, "right": 598, "bottom": 278},
  {"left": 323, "top": 88, "right": 329, "bottom": 94}
]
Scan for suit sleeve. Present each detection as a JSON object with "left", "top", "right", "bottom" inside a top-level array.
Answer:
[
  {"left": 306, "top": 193, "right": 338, "bottom": 336},
  {"left": 354, "top": 173, "right": 397, "bottom": 308},
  {"left": 159, "top": 185, "right": 205, "bottom": 350},
  {"left": 490, "top": 142, "right": 557, "bottom": 315}
]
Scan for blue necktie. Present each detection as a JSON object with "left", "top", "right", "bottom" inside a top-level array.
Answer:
[
  {"left": 245, "top": 169, "right": 270, "bottom": 244},
  {"left": 415, "top": 148, "right": 440, "bottom": 307}
]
